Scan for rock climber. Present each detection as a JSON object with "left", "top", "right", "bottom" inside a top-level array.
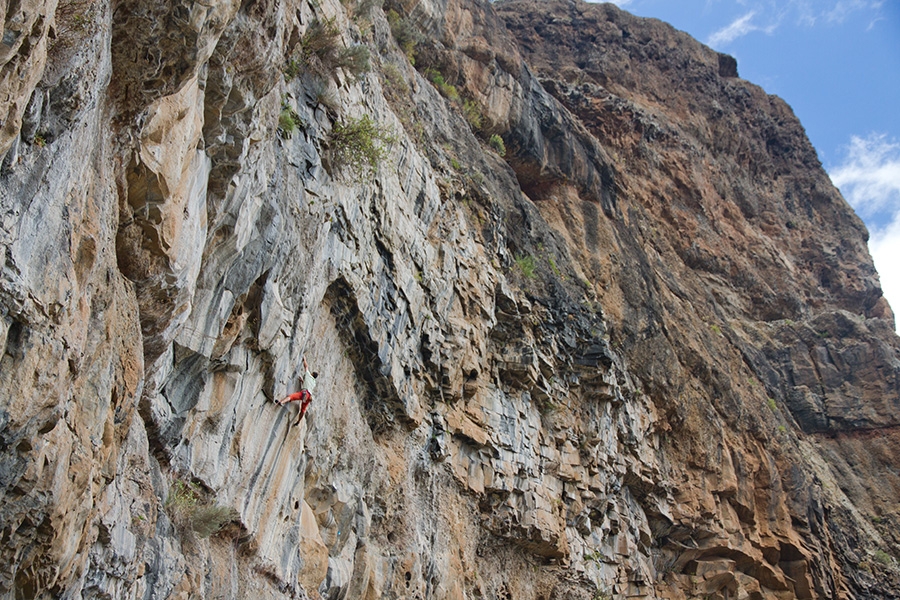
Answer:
[{"left": 276, "top": 355, "right": 318, "bottom": 426}]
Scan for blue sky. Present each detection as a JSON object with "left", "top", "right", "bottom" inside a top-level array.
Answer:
[{"left": 591, "top": 0, "right": 900, "bottom": 328}]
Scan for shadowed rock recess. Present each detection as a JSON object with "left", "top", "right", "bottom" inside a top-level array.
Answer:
[{"left": 1, "top": 0, "right": 899, "bottom": 597}]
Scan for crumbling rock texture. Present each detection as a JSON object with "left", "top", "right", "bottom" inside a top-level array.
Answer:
[{"left": 1, "top": 0, "right": 899, "bottom": 598}]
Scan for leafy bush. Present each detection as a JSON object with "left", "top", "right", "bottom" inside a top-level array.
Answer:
[
  {"left": 489, "top": 134, "right": 506, "bottom": 157},
  {"left": 344, "top": 0, "right": 382, "bottom": 19},
  {"left": 310, "top": 81, "right": 340, "bottom": 113},
  {"left": 278, "top": 110, "right": 297, "bottom": 137},
  {"left": 166, "top": 479, "right": 239, "bottom": 539},
  {"left": 336, "top": 45, "right": 371, "bottom": 76},
  {"left": 548, "top": 256, "right": 562, "bottom": 278},
  {"left": 328, "top": 115, "right": 396, "bottom": 176},
  {"left": 191, "top": 505, "right": 241, "bottom": 538},
  {"left": 278, "top": 100, "right": 304, "bottom": 138},
  {"left": 424, "top": 68, "right": 460, "bottom": 101},
  {"left": 287, "top": 19, "right": 370, "bottom": 80},
  {"left": 284, "top": 58, "right": 303, "bottom": 79},
  {"left": 462, "top": 99, "right": 483, "bottom": 130},
  {"left": 382, "top": 63, "right": 410, "bottom": 95},
  {"left": 302, "top": 18, "right": 342, "bottom": 60},
  {"left": 515, "top": 255, "right": 537, "bottom": 279},
  {"left": 387, "top": 9, "right": 422, "bottom": 63},
  {"left": 874, "top": 550, "right": 893, "bottom": 566}
]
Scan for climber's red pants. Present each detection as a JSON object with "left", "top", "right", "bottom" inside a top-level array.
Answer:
[{"left": 285, "top": 390, "right": 312, "bottom": 422}]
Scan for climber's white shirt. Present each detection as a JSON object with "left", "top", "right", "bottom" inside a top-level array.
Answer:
[{"left": 303, "top": 370, "right": 316, "bottom": 392}]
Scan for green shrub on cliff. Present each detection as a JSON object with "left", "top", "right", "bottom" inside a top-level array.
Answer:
[
  {"left": 328, "top": 115, "right": 396, "bottom": 177},
  {"left": 382, "top": 63, "right": 410, "bottom": 95},
  {"left": 286, "top": 18, "right": 371, "bottom": 80},
  {"left": 489, "top": 134, "right": 506, "bottom": 157},
  {"left": 336, "top": 45, "right": 371, "bottom": 76},
  {"left": 344, "top": 0, "right": 382, "bottom": 23},
  {"left": 424, "top": 68, "right": 460, "bottom": 102},
  {"left": 278, "top": 100, "right": 304, "bottom": 139},
  {"left": 462, "top": 99, "right": 483, "bottom": 131},
  {"left": 515, "top": 254, "right": 537, "bottom": 279},
  {"left": 387, "top": 9, "right": 422, "bottom": 64},
  {"left": 166, "top": 479, "right": 239, "bottom": 539}
]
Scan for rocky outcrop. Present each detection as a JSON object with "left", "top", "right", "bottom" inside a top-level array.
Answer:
[
  {"left": 495, "top": 2, "right": 900, "bottom": 596},
  {"left": 1, "top": 0, "right": 899, "bottom": 598}
]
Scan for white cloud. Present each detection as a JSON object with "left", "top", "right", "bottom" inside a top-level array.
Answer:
[
  {"left": 707, "top": 11, "right": 760, "bottom": 46},
  {"left": 869, "top": 217, "right": 900, "bottom": 329},
  {"left": 794, "top": 0, "right": 885, "bottom": 26},
  {"left": 705, "top": 1, "right": 884, "bottom": 37},
  {"left": 826, "top": 0, "right": 880, "bottom": 23},
  {"left": 829, "top": 134, "right": 900, "bottom": 217},
  {"left": 829, "top": 133, "right": 900, "bottom": 331}
]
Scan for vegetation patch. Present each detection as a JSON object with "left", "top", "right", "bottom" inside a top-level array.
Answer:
[
  {"left": 310, "top": 81, "right": 340, "bottom": 114},
  {"left": 344, "top": 0, "right": 382, "bottom": 32},
  {"left": 336, "top": 45, "right": 371, "bottom": 77},
  {"left": 51, "top": 0, "right": 100, "bottom": 59},
  {"left": 489, "top": 134, "right": 506, "bottom": 157},
  {"left": 328, "top": 115, "right": 396, "bottom": 177},
  {"left": 515, "top": 254, "right": 537, "bottom": 279},
  {"left": 286, "top": 18, "right": 370, "bottom": 80},
  {"left": 278, "top": 99, "right": 304, "bottom": 138},
  {"left": 423, "top": 68, "right": 460, "bottom": 102},
  {"left": 166, "top": 479, "right": 239, "bottom": 539},
  {"left": 548, "top": 256, "right": 562, "bottom": 279},
  {"left": 463, "top": 99, "right": 483, "bottom": 131},
  {"left": 422, "top": 68, "right": 488, "bottom": 138},
  {"left": 386, "top": 8, "right": 422, "bottom": 64},
  {"left": 382, "top": 63, "right": 410, "bottom": 95}
]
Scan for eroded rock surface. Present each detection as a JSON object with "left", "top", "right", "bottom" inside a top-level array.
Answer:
[{"left": 1, "top": 0, "right": 898, "bottom": 598}]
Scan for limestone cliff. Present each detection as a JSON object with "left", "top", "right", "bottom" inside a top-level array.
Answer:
[{"left": 1, "top": 0, "right": 899, "bottom": 598}]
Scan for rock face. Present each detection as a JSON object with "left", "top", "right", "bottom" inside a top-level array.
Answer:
[{"left": 1, "top": 0, "right": 899, "bottom": 598}]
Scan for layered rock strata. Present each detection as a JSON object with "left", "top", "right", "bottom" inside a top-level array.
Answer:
[{"left": 0, "top": 0, "right": 898, "bottom": 598}]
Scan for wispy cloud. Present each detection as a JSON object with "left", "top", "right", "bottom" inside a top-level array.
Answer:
[
  {"left": 829, "top": 133, "right": 900, "bottom": 218},
  {"left": 783, "top": 0, "right": 884, "bottom": 27},
  {"left": 829, "top": 133, "right": 900, "bottom": 329},
  {"left": 869, "top": 218, "right": 900, "bottom": 328},
  {"left": 705, "top": 1, "right": 884, "bottom": 45},
  {"left": 708, "top": 11, "right": 760, "bottom": 46},
  {"left": 826, "top": 0, "right": 882, "bottom": 24}
]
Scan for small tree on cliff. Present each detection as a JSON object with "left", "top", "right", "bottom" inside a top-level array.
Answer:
[{"left": 327, "top": 115, "right": 396, "bottom": 178}]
